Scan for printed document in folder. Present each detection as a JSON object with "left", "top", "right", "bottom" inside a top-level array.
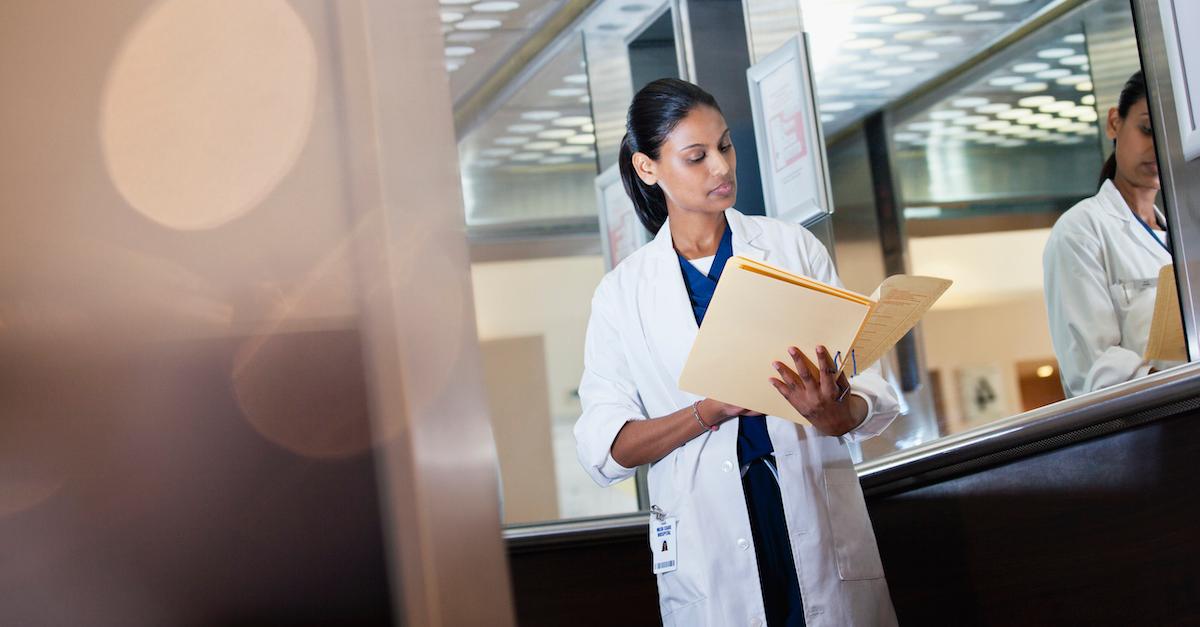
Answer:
[{"left": 678, "top": 256, "right": 951, "bottom": 426}]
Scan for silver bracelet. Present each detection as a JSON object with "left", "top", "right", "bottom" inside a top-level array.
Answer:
[{"left": 692, "top": 400, "right": 716, "bottom": 432}]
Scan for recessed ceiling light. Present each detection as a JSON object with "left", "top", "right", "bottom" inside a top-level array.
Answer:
[
  {"left": 1080, "top": 94, "right": 1096, "bottom": 105},
  {"left": 1060, "top": 55, "right": 1089, "bottom": 66},
  {"left": 999, "top": 140, "right": 1028, "bottom": 147},
  {"left": 1063, "top": 33, "right": 1086, "bottom": 44},
  {"left": 907, "top": 121, "right": 942, "bottom": 131},
  {"left": 1017, "top": 95, "right": 1055, "bottom": 107},
  {"left": 936, "top": 4, "right": 978, "bottom": 15},
  {"left": 872, "top": 45, "right": 912, "bottom": 56},
  {"left": 479, "top": 147, "right": 515, "bottom": 157},
  {"left": 954, "top": 115, "right": 990, "bottom": 126},
  {"left": 521, "top": 110, "right": 560, "bottom": 121},
  {"left": 999, "top": 125, "right": 1032, "bottom": 135},
  {"left": 996, "top": 108, "right": 1032, "bottom": 120},
  {"left": 581, "top": 122, "right": 594, "bottom": 132},
  {"left": 456, "top": 18, "right": 502, "bottom": 30},
  {"left": 820, "top": 101, "right": 856, "bottom": 112},
  {"left": 471, "top": 158, "right": 501, "bottom": 168},
  {"left": 895, "top": 30, "right": 937, "bottom": 41},
  {"left": 894, "top": 132, "right": 922, "bottom": 141},
  {"left": 1056, "top": 74, "right": 1090, "bottom": 85},
  {"left": 964, "top": 11, "right": 1004, "bottom": 21},
  {"left": 844, "top": 38, "right": 886, "bottom": 50},
  {"left": 539, "top": 156, "right": 573, "bottom": 165},
  {"left": 821, "top": 114, "right": 836, "bottom": 123},
  {"left": 1077, "top": 110, "right": 1098, "bottom": 122},
  {"left": 538, "top": 128, "right": 575, "bottom": 139},
  {"left": 1036, "top": 68, "right": 1071, "bottom": 79},
  {"left": 552, "top": 145, "right": 588, "bottom": 155},
  {"left": 566, "top": 133, "right": 597, "bottom": 145},
  {"left": 926, "top": 35, "right": 964, "bottom": 46},
  {"left": 1013, "top": 82, "right": 1048, "bottom": 93},
  {"left": 440, "top": 10, "right": 464, "bottom": 22},
  {"left": 907, "top": 0, "right": 949, "bottom": 7},
  {"left": 878, "top": 67, "right": 917, "bottom": 76},
  {"left": 1076, "top": 81, "right": 1093, "bottom": 92},
  {"left": 563, "top": 73, "right": 588, "bottom": 85},
  {"left": 1014, "top": 62, "right": 1050, "bottom": 73},
  {"left": 1018, "top": 113, "right": 1052, "bottom": 125},
  {"left": 548, "top": 87, "right": 587, "bottom": 97},
  {"left": 953, "top": 97, "right": 990, "bottom": 108},
  {"left": 1038, "top": 47, "right": 1076, "bottom": 59},
  {"left": 978, "top": 103, "right": 1012, "bottom": 113},
  {"left": 473, "top": 1, "right": 520, "bottom": 11},
  {"left": 511, "top": 152, "right": 542, "bottom": 161},
  {"left": 444, "top": 46, "right": 475, "bottom": 57},
  {"left": 553, "top": 116, "right": 592, "bottom": 127},
  {"left": 882, "top": 12, "right": 925, "bottom": 24},
  {"left": 579, "top": 95, "right": 591, "bottom": 104},
  {"left": 524, "top": 140, "right": 559, "bottom": 150},
  {"left": 507, "top": 123, "right": 543, "bottom": 133},
  {"left": 899, "top": 51, "right": 939, "bottom": 62},
  {"left": 1039, "top": 101, "right": 1075, "bottom": 113},
  {"left": 989, "top": 76, "right": 1025, "bottom": 86},
  {"left": 857, "top": 5, "right": 897, "bottom": 17}
]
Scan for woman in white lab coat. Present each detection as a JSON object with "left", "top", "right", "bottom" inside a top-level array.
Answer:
[
  {"left": 1043, "top": 71, "right": 1176, "bottom": 398},
  {"left": 575, "top": 78, "right": 901, "bottom": 627}
]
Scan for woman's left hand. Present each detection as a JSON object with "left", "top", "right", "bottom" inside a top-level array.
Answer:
[{"left": 769, "top": 345, "right": 863, "bottom": 437}]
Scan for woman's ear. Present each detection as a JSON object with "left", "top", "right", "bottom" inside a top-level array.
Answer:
[
  {"left": 632, "top": 152, "right": 657, "bottom": 187},
  {"left": 1106, "top": 107, "right": 1120, "bottom": 141}
]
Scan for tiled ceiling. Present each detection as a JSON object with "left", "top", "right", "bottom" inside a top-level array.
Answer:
[
  {"left": 440, "top": 0, "right": 569, "bottom": 103},
  {"left": 894, "top": 27, "right": 1099, "bottom": 151},
  {"left": 456, "top": 38, "right": 597, "bottom": 173},
  {"left": 799, "top": 0, "right": 1060, "bottom": 134}
]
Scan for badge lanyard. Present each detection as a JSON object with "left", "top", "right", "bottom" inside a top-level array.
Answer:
[{"left": 1133, "top": 210, "right": 1172, "bottom": 255}]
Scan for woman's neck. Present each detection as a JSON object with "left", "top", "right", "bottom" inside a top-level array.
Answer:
[
  {"left": 1112, "top": 175, "right": 1159, "bottom": 227},
  {"left": 669, "top": 208, "right": 727, "bottom": 259}
]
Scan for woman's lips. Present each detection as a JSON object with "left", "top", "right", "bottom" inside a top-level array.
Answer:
[{"left": 711, "top": 182, "right": 734, "bottom": 196}]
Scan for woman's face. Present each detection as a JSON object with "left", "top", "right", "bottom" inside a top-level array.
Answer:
[
  {"left": 1107, "top": 98, "right": 1160, "bottom": 191},
  {"left": 632, "top": 105, "right": 737, "bottom": 217}
]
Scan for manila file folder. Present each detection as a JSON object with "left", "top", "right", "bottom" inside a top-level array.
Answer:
[
  {"left": 1144, "top": 264, "right": 1187, "bottom": 362},
  {"left": 678, "top": 256, "right": 951, "bottom": 426}
]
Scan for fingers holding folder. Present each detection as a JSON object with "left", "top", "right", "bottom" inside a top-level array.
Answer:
[{"left": 768, "top": 345, "right": 859, "bottom": 437}]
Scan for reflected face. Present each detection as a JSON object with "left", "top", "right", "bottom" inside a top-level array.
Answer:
[
  {"left": 1107, "top": 98, "right": 1159, "bottom": 191},
  {"left": 633, "top": 105, "right": 737, "bottom": 217}
]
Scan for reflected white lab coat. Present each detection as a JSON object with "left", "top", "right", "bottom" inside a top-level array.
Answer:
[
  {"left": 1043, "top": 179, "right": 1175, "bottom": 398},
  {"left": 575, "top": 209, "right": 900, "bottom": 627}
]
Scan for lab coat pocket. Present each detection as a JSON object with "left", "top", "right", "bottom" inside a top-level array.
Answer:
[
  {"left": 823, "top": 468, "right": 885, "bottom": 581},
  {"left": 1108, "top": 278, "right": 1155, "bottom": 309}
]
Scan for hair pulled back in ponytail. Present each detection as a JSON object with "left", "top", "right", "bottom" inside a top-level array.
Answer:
[
  {"left": 1099, "top": 70, "right": 1148, "bottom": 187},
  {"left": 619, "top": 78, "right": 721, "bottom": 234}
]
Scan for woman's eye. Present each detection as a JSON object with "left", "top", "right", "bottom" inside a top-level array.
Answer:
[
  {"left": 689, "top": 153, "right": 705, "bottom": 163},
  {"left": 719, "top": 143, "right": 732, "bottom": 152},
  {"left": 1140, "top": 125, "right": 1153, "bottom": 135}
]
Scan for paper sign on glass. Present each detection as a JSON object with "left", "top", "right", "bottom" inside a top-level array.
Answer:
[{"left": 678, "top": 256, "right": 951, "bottom": 426}]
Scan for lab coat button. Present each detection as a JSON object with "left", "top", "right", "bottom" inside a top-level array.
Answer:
[
  {"left": 721, "top": 460, "right": 734, "bottom": 473},
  {"left": 737, "top": 538, "right": 750, "bottom": 551}
]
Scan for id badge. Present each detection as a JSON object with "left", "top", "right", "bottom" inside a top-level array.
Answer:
[{"left": 650, "top": 516, "right": 678, "bottom": 574}]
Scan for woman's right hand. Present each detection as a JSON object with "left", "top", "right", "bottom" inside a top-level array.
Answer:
[{"left": 701, "top": 399, "right": 763, "bottom": 425}]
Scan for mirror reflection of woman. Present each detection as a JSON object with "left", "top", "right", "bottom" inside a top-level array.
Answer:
[
  {"left": 1043, "top": 71, "right": 1178, "bottom": 398},
  {"left": 575, "top": 79, "right": 901, "bottom": 626}
]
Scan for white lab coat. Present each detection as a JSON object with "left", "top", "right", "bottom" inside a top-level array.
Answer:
[
  {"left": 1043, "top": 179, "right": 1175, "bottom": 398},
  {"left": 575, "top": 209, "right": 901, "bottom": 627}
]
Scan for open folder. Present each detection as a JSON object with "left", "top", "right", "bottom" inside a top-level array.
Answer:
[
  {"left": 678, "top": 256, "right": 952, "bottom": 426},
  {"left": 1144, "top": 264, "right": 1187, "bottom": 362}
]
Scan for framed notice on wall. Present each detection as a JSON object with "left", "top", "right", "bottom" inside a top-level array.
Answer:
[
  {"left": 595, "top": 164, "right": 651, "bottom": 270},
  {"left": 746, "top": 34, "right": 833, "bottom": 226},
  {"left": 1158, "top": 0, "right": 1200, "bottom": 161}
]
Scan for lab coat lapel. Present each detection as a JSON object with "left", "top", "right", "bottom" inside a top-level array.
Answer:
[
  {"left": 726, "top": 208, "right": 769, "bottom": 263},
  {"left": 1099, "top": 180, "right": 1170, "bottom": 263},
  {"left": 641, "top": 220, "right": 699, "bottom": 391}
]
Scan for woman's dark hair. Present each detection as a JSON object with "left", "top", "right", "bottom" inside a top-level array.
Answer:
[
  {"left": 619, "top": 78, "right": 722, "bottom": 233},
  {"left": 1099, "top": 70, "right": 1148, "bottom": 186}
]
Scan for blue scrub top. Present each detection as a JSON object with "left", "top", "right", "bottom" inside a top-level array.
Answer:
[{"left": 676, "top": 224, "right": 774, "bottom": 465}]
